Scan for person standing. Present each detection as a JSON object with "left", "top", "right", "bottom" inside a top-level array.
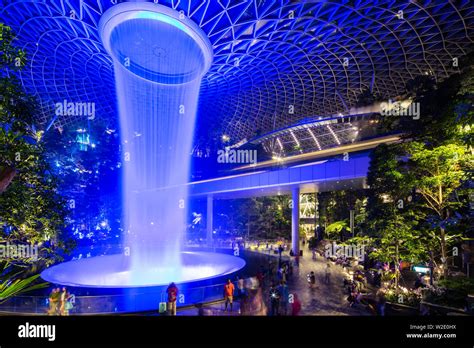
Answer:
[
  {"left": 60, "top": 288, "right": 73, "bottom": 316},
  {"left": 291, "top": 293, "right": 302, "bottom": 316},
  {"left": 59, "top": 287, "right": 67, "bottom": 315},
  {"left": 307, "top": 271, "right": 316, "bottom": 288},
  {"left": 278, "top": 244, "right": 284, "bottom": 266},
  {"left": 166, "top": 282, "right": 179, "bottom": 316},
  {"left": 237, "top": 276, "right": 245, "bottom": 299},
  {"left": 277, "top": 281, "right": 289, "bottom": 315},
  {"left": 269, "top": 283, "right": 281, "bottom": 316},
  {"left": 277, "top": 267, "right": 283, "bottom": 282},
  {"left": 324, "top": 263, "right": 331, "bottom": 284},
  {"left": 48, "top": 288, "right": 60, "bottom": 315},
  {"left": 281, "top": 264, "right": 287, "bottom": 283},
  {"left": 256, "top": 267, "right": 264, "bottom": 288},
  {"left": 224, "top": 279, "right": 235, "bottom": 312},
  {"left": 375, "top": 289, "right": 386, "bottom": 316}
]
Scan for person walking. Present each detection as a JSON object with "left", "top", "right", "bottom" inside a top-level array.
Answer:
[
  {"left": 166, "top": 282, "right": 179, "bottom": 316},
  {"left": 224, "top": 279, "right": 235, "bottom": 312}
]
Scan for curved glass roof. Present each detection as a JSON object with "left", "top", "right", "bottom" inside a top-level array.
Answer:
[{"left": 1, "top": 0, "right": 473, "bottom": 146}]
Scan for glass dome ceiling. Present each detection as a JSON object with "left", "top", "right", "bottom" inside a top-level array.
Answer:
[{"left": 1, "top": 0, "right": 473, "bottom": 147}]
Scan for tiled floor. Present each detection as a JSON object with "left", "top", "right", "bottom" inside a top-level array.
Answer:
[
  {"left": 285, "top": 249, "right": 370, "bottom": 316},
  {"left": 176, "top": 245, "right": 371, "bottom": 316}
]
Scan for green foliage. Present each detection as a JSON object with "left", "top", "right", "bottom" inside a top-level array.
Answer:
[
  {"left": 364, "top": 52, "right": 474, "bottom": 284},
  {"left": 0, "top": 262, "right": 49, "bottom": 303},
  {"left": 406, "top": 142, "right": 471, "bottom": 216},
  {"left": 344, "top": 235, "right": 374, "bottom": 248},
  {"left": 406, "top": 141, "right": 472, "bottom": 276},
  {"left": 0, "top": 23, "right": 26, "bottom": 70},
  {"left": 370, "top": 213, "right": 425, "bottom": 263},
  {"left": 325, "top": 220, "right": 348, "bottom": 240},
  {"left": 391, "top": 52, "right": 474, "bottom": 147},
  {"left": 317, "top": 190, "right": 365, "bottom": 227},
  {"left": 423, "top": 277, "right": 474, "bottom": 308},
  {"left": 0, "top": 24, "right": 72, "bottom": 264},
  {"left": 438, "top": 276, "right": 474, "bottom": 295},
  {"left": 366, "top": 140, "right": 471, "bottom": 279},
  {"left": 366, "top": 143, "right": 415, "bottom": 225},
  {"left": 307, "top": 236, "right": 318, "bottom": 249},
  {"left": 355, "top": 87, "right": 383, "bottom": 107},
  {"left": 384, "top": 287, "right": 421, "bottom": 307},
  {"left": 216, "top": 196, "right": 291, "bottom": 239}
]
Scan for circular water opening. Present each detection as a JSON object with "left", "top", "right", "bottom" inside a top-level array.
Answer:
[
  {"left": 40, "top": 252, "right": 246, "bottom": 288},
  {"left": 99, "top": 3, "right": 213, "bottom": 84}
]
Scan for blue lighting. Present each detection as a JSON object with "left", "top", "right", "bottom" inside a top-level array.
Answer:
[
  {"left": 133, "top": 11, "right": 187, "bottom": 32},
  {"left": 1, "top": 0, "right": 470, "bottom": 141},
  {"left": 0, "top": 0, "right": 471, "bottom": 312},
  {"left": 39, "top": 2, "right": 244, "bottom": 290}
]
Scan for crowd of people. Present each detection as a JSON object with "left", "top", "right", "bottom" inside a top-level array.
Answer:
[{"left": 160, "top": 235, "right": 413, "bottom": 316}]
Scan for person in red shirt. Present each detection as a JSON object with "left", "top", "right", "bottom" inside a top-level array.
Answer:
[
  {"left": 291, "top": 293, "right": 302, "bottom": 316},
  {"left": 223, "top": 279, "right": 235, "bottom": 312},
  {"left": 166, "top": 282, "right": 179, "bottom": 316}
]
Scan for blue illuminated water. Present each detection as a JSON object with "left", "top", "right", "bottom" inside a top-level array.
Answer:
[
  {"left": 41, "top": 3, "right": 244, "bottom": 288},
  {"left": 111, "top": 5, "right": 210, "bottom": 285}
]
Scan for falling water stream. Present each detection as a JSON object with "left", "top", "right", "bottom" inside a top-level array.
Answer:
[{"left": 41, "top": 3, "right": 245, "bottom": 288}]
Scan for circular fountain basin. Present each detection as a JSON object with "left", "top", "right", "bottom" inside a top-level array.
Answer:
[{"left": 41, "top": 251, "right": 245, "bottom": 288}]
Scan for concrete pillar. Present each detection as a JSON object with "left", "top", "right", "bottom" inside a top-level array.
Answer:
[
  {"left": 206, "top": 195, "right": 213, "bottom": 246},
  {"left": 291, "top": 187, "right": 300, "bottom": 256}
]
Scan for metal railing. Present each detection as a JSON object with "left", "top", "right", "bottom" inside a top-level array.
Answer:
[{"left": 0, "top": 278, "right": 260, "bottom": 315}]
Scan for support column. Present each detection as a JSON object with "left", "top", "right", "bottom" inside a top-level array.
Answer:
[
  {"left": 292, "top": 187, "right": 300, "bottom": 256},
  {"left": 350, "top": 209, "right": 355, "bottom": 238},
  {"left": 206, "top": 195, "right": 213, "bottom": 246},
  {"left": 314, "top": 192, "right": 319, "bottom": 238}
]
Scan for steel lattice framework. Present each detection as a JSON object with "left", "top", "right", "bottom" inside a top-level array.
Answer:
[{"left": 1, "top": 0, "right": 473, "bottom": 148}]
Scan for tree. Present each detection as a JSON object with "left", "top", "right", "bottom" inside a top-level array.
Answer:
[
  {"left": 366, "top": 143, "right": 414, "bottom": 223},
  {"left": 405, "top": 142, "right": 472, "bottom": 278},
  {"left": 0, "top": 23, "right": 71, "bottom": 254},
  {"left": 370, "top": 213, "right": 425, "bottom": 287},
  {"left": 317, "top": 190, "right": 365, "bottom": 228},
  {"left": 216, "top": 196, "right": 291, "bottom": 240}
]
